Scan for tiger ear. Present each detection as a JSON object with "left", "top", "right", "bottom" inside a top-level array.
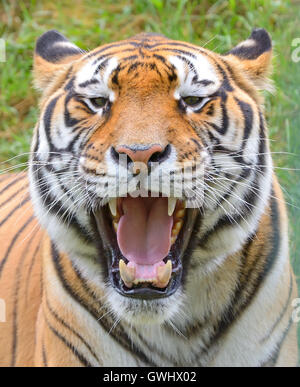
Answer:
[
  {"left": 34, "top": 30, "right": 84, "bottom": 91},
  {"left": 224, "top": 28, "right": 273, "bottom": 91}
]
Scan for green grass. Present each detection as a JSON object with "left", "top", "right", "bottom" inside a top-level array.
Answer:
[{"left": 1, "top": 0, "right": 300, "bottom": 348}]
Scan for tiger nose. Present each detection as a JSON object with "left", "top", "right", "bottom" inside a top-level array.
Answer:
[{"left": 112, "top": 144, "right": 171, "bottom": 165}]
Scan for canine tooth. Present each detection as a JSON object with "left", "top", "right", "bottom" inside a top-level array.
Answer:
[
  {"left": 168, "top": 198, "right": 177, "bottom": 216},
  {"left": 113, "top": 221, "right": 118, "bottom": 232},
  {"left": 177, "top": 220, "right": 183, "bottom": 228},
  {"left": 175, "top": 209, "right": 185, "bottom": 219},
  {"left": 108, "top": 198, "right": 117, "bottom": 217},
  {"left": 171, "top": 236, "right": 176, "bottom": 245},
  {"left": 119, "top": 259, "right": 135, "bottom": 288},
  {"left": 133, "top": 278, "right": 155, "bottom": 285},
  {"left": 172, "top": 220, "right": 183, "bottom": 235},
  {"left": 157, "top": 260, "right": 172, "bottom": 287}
]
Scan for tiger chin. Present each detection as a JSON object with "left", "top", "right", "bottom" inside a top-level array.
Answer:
[{"left": 0, "top": 28, "right": 298, "bottom": 367}]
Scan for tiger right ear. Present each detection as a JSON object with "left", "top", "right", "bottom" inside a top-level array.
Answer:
[
  {"left": 224, "top": 28, "right": 273, "bottom": 91},
  {"left": 34, "top": 30, "right": 85, "bottom": 91}
]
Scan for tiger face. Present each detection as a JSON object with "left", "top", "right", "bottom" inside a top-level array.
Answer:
[{"left": 30, "top": 29, "right": 273, "bottom": 325}]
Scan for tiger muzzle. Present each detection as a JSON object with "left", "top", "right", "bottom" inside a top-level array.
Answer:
[{"left": 93, "top": 195, "right": 198, "bottom": 300}]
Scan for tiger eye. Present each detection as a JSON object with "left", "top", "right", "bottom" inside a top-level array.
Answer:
[
  {"left": 90, "top": 97, "right": 108, "bottom": 108},
  {"left": 182, "top": 96, "right": 203, "bottom": 106}
]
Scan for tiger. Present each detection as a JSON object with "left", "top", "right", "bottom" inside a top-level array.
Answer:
[{"left": 0, "top": 28, "right": 298, "bottom": 367}]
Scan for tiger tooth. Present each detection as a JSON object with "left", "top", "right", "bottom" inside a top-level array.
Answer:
[
  {"left": 157, "top": 260, "right": 172, "bottom": 287},
  {"left": 175, "top": 209, "right": 185, "bottom": 219},
  {"left": 172, "top": 220, "right": 183, "bottom": 236},
  {"left": 168, "top": 198, "right": 177, "bottom": 216},
  {"left": 119, "top": 259, "right": 135, "bottom": 288},
  {"left": 108, "top": 198, "right": 117, "bottom": 217},
  {"left": 133, "top": 278, "right": 155, "bottom": 285}
]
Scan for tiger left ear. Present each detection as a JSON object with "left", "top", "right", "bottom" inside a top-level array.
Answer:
[
  {"left": 34, "top": 30, "right": 85, "bottom": 91},
  {"left": 224, "top": 28, "right": 272, "bottom": 90}
]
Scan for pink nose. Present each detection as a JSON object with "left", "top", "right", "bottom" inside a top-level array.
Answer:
[{"left": 115, "top": 144, "right": 165, "bottom": 165}]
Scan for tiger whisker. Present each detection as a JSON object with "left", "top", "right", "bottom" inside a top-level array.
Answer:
[{"left": 165, "top": 320, "right": 188, "bottom": 340}]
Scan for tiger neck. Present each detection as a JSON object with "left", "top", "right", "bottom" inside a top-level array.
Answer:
[{"left": 40, "top": 183, "right": 284, "bottom": 366}]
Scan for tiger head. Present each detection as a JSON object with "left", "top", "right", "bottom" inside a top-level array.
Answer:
[{"left": 30, "top": 29, "right": 273, "bottom": 325}]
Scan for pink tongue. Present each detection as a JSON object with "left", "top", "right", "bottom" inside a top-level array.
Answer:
[{"left": 117, "top": 197, "right": 173, "bottom": 266}]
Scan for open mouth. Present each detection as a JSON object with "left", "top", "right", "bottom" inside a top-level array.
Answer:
[{"left": 94, "top": 195, "right": 197, "bottom": 300}]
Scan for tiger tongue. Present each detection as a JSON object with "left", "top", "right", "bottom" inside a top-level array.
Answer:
[{"left": 117, "top": 197, "right": 173, "bottom": 267}]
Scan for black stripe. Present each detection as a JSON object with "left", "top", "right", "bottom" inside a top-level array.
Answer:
[
  {"left": 0, "top": 195, "right": 31, "bottom": 227},
  {"left": 0, "top": 174, "right": 15, "bottom": 184},
  {"left": 152, "top": 47, "right": 197, "bottom": 59},
  {"left": 200, "top": 162, "right": 259, "bottom": 243},
  {"left": 70, "top": 262, "right": 103, "bottom": 304},
  {"left": 51, "top": 243, "right": 156, "bottom": 366},
  {"left": 152, "top": 54, "right": 177, "bottom": 81},
  {"left": 11, "top": 233, "right": 37, "bottom": 366},
  {"left": 121, "top": 54, "right": 139, "bottom": 62},
  {"left": 153, "top": 43, "right": 233, "bottom": 93},
  {"left": 42, "top": 339, "right": 48, "bottom": 367},
  {"left": 64, "top": 92, "right": 81, "bottom": 128},
  {"left": 234, "top": 97, "right": 254, "bottom": 147},
  {"left": 150, "top": 40, "right": 204, "bottom": 52},
  {"left": 152, "top": 41, "right": 203, "bottom": 52},
  {"left": 221, "top": 58, "right": 255, "bottom": 98},
  {"left": 260, "top": 271, "right": 294, "bottom": 344},
  {"left": 91, "top": 53, "right": 113, "bottom": 66},
  {"left": 0, "top": 215, "right": 35, "bottom": 278},
  {"left": 25, "top": 243, "right": 41, "bottom": 305},
  {"left": 111, "top": 64, "right": 121, "bottom": 86},
  {"left": 78, "top": 78, "right": 100, "bottom": 88},
  {"left": 45, "top": 293, "right": 100, "bottom": 364},
  {"left": 123, "top": 39, "right": 199, "bottom": 53},
  {"left": 0, "top": 174, "right": 27, "bottom": 196},
  {"left": 0, "top": 185, "right": 28, "bottom": 211},
  {"left": 64, "top": 75, "right": 75, "bottom": 92},
  {"left": 45, "top": 316, "right": 93, "bottom": 367},
  {"left": 74, "top": 97, "right": 96, "bottom": 115},
  {"left": 176, "top": 55, "right": 197, "bottom": 75},
  {"left": 173, "top": 235, "right": 255, "bottom": 361},
  {"left": 43, "top": 95, "right": 60, "bottom": 151},
  {"left": 95, "top": 58, "right": 111, "bottom": 75},
  {"left": 86, "top": 36, "right": 170, "bottom": 61},
  {"left": 201, "top": 111, "right": 268, "bottom": 244},
  {"left": 86, "top": 41, "right": 136, "bottom": 59},
  {"left": 261, "top": 317, "right": 293, "bottom": 367},
  {"left": 51, "top": 244, "right": 101, "bottom": 316},
  {"left": 204, "top": 192, "right": 281, "bottom": 351},
  {"left": 197, "top": 79, "right": 214, "bottom": 86},
  {"left": 32, "top": 167, "right": 93, "bottom": 244},
  {"left": 216, "top": 63, "right": 234, "bottom": 92},
  {"left": 205, "top": 94, "right": 229, "bottom": 135}
]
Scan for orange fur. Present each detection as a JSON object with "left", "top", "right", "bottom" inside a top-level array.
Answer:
[{"left": 0, "top": 31, "right": 298, "bottom": 367}]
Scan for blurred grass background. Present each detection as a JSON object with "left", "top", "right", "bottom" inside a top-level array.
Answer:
[{"left": 0, "top": 0, "right": 299, "bottom": 347}]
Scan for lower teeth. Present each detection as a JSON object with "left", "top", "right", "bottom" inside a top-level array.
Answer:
[{"left": 119, "top": 259, "right": 172, "bottom": 289}]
